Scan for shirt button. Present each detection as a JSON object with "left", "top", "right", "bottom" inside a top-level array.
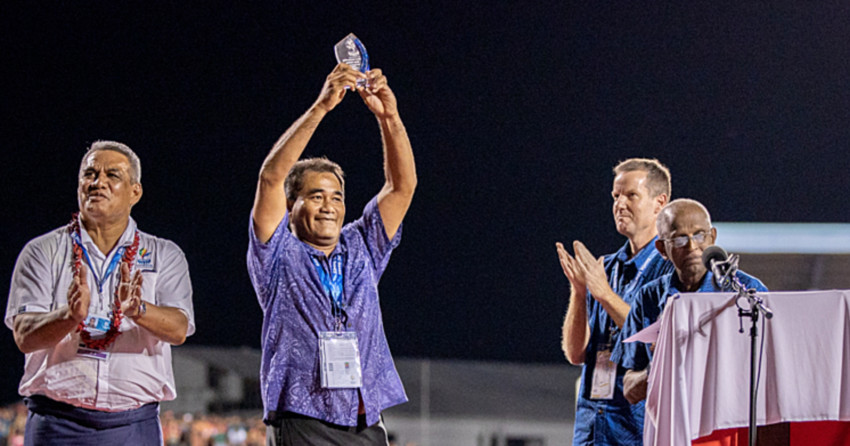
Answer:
[{"left": 597, "top": 408, "right": 603, "bottom": 414}]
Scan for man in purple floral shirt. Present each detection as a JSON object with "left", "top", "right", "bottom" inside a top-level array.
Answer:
[{"left": 247, "top": 63, "right": 416, "bottom": 446}]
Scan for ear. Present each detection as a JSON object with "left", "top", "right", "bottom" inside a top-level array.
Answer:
[
  {"left": 654, "top": 194, "right": 668, "bottom": 214},
  {"left": 709, "top": 226, "right": 718, "bottom": 244},
  {"left": 130, "top": 183, "right": 143, "bottom": 206},
  {"left": 655, "top": 238, "right": 670, "bottom": 260}
]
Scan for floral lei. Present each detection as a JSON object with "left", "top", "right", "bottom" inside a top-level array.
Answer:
[{"left": 68, "top": 213, "right": 140, "bottom": 350}]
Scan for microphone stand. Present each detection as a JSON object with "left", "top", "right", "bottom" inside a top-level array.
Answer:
[{"left": 716, "top": 255, "right": 773, "bottom": 446}]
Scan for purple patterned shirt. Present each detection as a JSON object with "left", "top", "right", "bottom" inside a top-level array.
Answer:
[{"left": 247, "top": 196, "right": 407, "bottom": 427}]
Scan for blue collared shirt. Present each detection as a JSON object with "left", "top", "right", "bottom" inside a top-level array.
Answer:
[
  {"left": 612, "top": 270, "right": 768, "bottom": 371},
  {"left": 247, "top": 196, "right": 407, "bottom": 427},
  {"left": 573, "top": 238, "right": 674, "bottom": 446}
]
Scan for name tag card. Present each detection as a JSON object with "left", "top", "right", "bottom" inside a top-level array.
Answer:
[
  {"left": 82, "top": 312, "right": 113, "bottom": 336},
  {"left": 319, "top": 331, "right": 362, "bottom": 389},
  {"left": 591, "top": 348, "right": 616, "bottom": 400}
]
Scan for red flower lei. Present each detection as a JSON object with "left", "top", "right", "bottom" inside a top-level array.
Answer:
[{"left": 68, "top": 213, "right": 140, "bottom": 350}]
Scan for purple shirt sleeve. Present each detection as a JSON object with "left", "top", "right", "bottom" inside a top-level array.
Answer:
[
  {"left": 247, "top": 211, "right": 293, "bottom": 311},
  {"left": 346, "top": 197, "right": 402, "bottom": 282}
]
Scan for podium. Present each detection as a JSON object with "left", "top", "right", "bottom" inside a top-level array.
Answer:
[{"left": 645, "top": 290, "right": 850, "bottom": 446}]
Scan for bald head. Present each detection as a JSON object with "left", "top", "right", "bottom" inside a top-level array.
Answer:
[
  {"left": 656, "top": 199, "right": 712, "bottom": 239},
  {"left": 655, "top": 198, "right": 717, "bottom": 290}
]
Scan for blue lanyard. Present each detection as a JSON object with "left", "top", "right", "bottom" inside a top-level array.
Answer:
[
  {"left": 605, "top": 247, "right": 660, "bottom": 343},
  {"left": 70, "top": 231, "right": 127, "bottom": 294},
  {"left": 310, "top": 254, "right": 345, "bottom": 309}
]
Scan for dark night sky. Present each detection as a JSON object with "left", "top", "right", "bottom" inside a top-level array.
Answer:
[{"left": 2, "top": 2, "right": 849, "bottom": 403}]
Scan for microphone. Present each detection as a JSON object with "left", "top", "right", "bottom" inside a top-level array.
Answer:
[
  {"left": 701, "top": 245, "right": 735, "bottom": 289},
  {"left": 702, "top": 245, "right": 773, "bottom": 319}
]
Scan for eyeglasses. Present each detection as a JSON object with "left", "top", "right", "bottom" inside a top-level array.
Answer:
[{"left": 662, "top": 231, "right": 711, "bottom": 248}]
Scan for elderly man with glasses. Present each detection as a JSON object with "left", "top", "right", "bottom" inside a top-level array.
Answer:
[{"left": 610, "top": 198, "right": 767, "bottom": 405}]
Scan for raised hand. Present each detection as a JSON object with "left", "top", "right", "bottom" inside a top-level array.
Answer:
[
  {"left": 314, "top": 63, "right": 367, "bottom": 114},
  {"left": 67, "top": 263, "right": 91, "bottom": 322},
  {"left": 572, "top": 241, "right": 616, "bottom": 302},
  {"left": 358, "top": 69, "right": 398, "bottom": 119},
  {"left": 556, "top": 242, "right": 587, "bottom": 292},
  {"left": 117, "top": 263, "right": 144, "bottom": 318}
]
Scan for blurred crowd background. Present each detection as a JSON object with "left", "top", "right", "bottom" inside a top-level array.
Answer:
[
  {"left": 0, "top": 402, "right": 412, "bottom": 446},
  {"left": 0, "top": 401, "right": 268, "bottom": 446}
]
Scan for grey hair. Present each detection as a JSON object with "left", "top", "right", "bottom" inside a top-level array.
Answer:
[
  {"left": 79, "top": 140, "right": 142, "bottom": 184},
  {"left": 656, "top": 198, "right": 712, "bottom": 237}
]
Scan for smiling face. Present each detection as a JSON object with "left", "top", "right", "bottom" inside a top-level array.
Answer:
[
  {"left": 77, "top": 149, "right": 142, "bottom": 226},
  {"left": 611, "top": 170, "right": 666, "bottom": 248},
  {"left": 288, "top": 170, "right": 346, "bottom": 255}
]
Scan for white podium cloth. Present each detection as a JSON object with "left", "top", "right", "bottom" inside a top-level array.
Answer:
[{"left": 644, "top": 290, "right": 850, "bottom": 446}]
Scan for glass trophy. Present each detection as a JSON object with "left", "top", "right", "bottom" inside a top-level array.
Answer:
[{"left": 334, "top": 33, "right": 370, "bottom": 87}]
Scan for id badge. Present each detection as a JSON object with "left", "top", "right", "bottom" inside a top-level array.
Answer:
[
  {"left": 590, "top": 348, "right": 616, "bottom": 400},
  {"left": 319, "top": 332, "right": 362, "bottom": 389},
  {"left": 82, "top": 312, "right": 113, "bottom": 336}
]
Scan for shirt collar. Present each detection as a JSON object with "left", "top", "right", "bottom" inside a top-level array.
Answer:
[
  {"left": 669, "top": 270, "right": 714, "bottom": 294},
  {"left": 615, "top": 235, "right": 661, "bottom": 266},
  {"left": 304, "top": 244, "right": 347, "bottom": 260},
  {"left": 77, "top": 215, "right": 138, "bottom": 258}
]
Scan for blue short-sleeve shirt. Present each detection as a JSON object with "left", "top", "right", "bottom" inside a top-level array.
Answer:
[{"left": 573, "top": 238, "right": 674, "bottom": 446}]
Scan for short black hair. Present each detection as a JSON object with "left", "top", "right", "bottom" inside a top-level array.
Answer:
[{"left": 284, "top": 157, "right": 345, "bottom": 203}]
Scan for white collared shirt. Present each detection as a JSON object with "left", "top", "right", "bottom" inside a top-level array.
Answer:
[{"left": 5, "top": 216, "right": 195, "bottom": 412}]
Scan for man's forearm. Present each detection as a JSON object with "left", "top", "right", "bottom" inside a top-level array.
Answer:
[
  {"left": 562, "top": 286, "right": 590, "bottom": 365},
  {"left": 259, "top": 105, "right": 328, "bottom": 185},
  {"left": 375, "top": 113, "right": 417, "bottom": 239},
  {"left": 595, "top": 291, "right": 631, "bottom": 329},
  {"left": 132, "top": 304, "right": 189, "bottom": 345},
  {"left": 379, "top": 114, "right": 417, "bottom": 196},
  {"left": 253, "top": 105, "right": 329, "bottom": 243},
  {"left": 13, "top": 309, "right": 80, "bottom": 354}
]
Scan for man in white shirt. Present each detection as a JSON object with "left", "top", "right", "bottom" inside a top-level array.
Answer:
[{"left": 5, "top": 140, "right": 195, "bottom": 445}]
